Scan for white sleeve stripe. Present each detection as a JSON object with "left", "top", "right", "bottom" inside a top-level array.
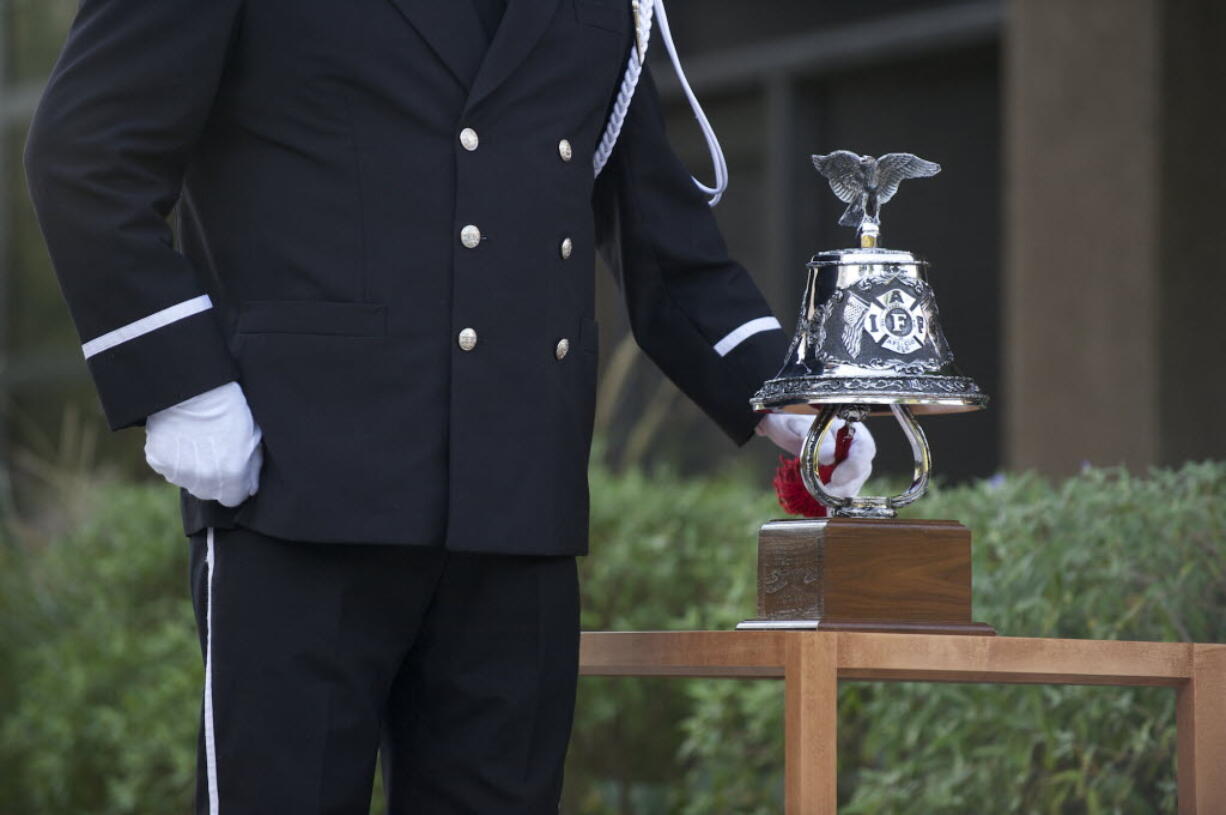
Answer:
[
  {"left": 81, "top": 294, "right": 214, "bottom": 359},
  {"left": 713, "top": 316, "right": 783, "bottom": 357}
]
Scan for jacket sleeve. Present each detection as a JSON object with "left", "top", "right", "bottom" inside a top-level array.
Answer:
[
  {"left": 592, "top": 64, "right": 789, "bottom": 446},
  {"left": 22, "top": 0, "right": 245, "bottom": 431}
]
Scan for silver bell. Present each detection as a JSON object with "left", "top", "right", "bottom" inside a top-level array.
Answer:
[{"left": 751, "top": 151, "right": 988, "bottom": 518}]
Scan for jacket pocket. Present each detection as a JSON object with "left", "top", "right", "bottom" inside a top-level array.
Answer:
[
  {"left": 574, "top": 0, "right": 629, "bottom": 34},
  {"left": 236, "top": 300, "right": 387, "bottom": 337}
]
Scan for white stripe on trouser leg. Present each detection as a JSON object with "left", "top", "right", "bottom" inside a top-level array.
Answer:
[
  {"left": 204, "top": 526, "right": 220, "bottom": 814},
  {"left": 713, "top": 316, "right": 783, "bottom": 357}
]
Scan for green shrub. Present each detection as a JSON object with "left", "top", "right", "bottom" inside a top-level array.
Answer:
[
  {"left": 0, "top": 481, "right": 199, "bottom": 814},
  {"left": 570, "top": 461, "right": 1225, "bottom": 814},
  {"left": 566, "top": 453, "right": 776, "bottom": 814},
  {"left": 1, "top": 460, "right": 1222, "bottom": 814}
]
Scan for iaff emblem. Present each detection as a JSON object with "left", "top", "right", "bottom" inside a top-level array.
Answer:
[{"left": 842, "top": 288, "right": 929, "bottom": 356}]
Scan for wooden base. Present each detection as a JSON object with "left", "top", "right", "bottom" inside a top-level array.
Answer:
[{"left": 741, "top": 517, "right": 995, "bottom": 635}]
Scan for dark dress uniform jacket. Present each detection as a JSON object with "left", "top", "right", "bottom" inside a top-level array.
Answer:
[{"left": 23, "top": 0, "right": 789, "bottom": 555}]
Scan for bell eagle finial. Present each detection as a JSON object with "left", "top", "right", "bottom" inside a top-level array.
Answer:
[{"left": 811, "top": 151, "right": 941, "bottom": 246}]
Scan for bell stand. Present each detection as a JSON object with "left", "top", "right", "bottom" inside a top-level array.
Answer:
[
  {"left": 738, "top": 398, "right": 993, "bottom": 635},
  {"left": 800, "top": 403, "right": 931, "bottom": 520},
  {"left": 738, "top": 396, "right": 992, "bottom": 634}
]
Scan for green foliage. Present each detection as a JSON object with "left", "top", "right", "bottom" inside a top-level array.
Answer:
[
  {"left": 0, "top": 482, "right": 200, "bottom": 814},
  {"left": 569, "top": 461, "right": 1225, "bottom": 814},
  {"left": 565, "top": 450, "right": 778, "bottom": 814},
  {"left": 1, "top": 460, "right": 1223, "bottom": 813}
]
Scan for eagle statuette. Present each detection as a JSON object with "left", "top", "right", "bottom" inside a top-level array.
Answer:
[{"left": 811, "top": 151, "right": 940, "bottom": 247}]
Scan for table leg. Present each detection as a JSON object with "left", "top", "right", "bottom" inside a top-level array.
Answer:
[
  {"left": 784, "top": 632, "right": 838, "bottom": 814},
  {"left": 1177, "top": 645, "right": 1226, "bottom": 814}
]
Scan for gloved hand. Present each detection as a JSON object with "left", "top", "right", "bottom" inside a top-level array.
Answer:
[
  {"left": 755, "top": 412, "right": 876, "bottom": 498},
  {"left": 144, "top": 380, "right": 264, "bottom": 507}
]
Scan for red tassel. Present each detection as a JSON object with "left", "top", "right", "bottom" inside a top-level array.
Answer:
[
  {"left": 772, "top": 424, "right": 854, "bottom": 518},
  {"left": 773, "top": 455, "right": 827, "bottom": 517}
]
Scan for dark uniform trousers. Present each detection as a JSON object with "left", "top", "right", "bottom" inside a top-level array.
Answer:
[
  {"left": 190, "top": 524, "right": 579, "bottom": 813},
  {"left": 25, "top": 0, "right": 792, "bottom": 810}
]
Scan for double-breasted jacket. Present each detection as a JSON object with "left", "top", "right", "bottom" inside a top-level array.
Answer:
[{"left": 24, "top": 0, "right": 789, "bottom": 554}]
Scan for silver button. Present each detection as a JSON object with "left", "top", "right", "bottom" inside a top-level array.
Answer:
[
  {"left": 460, "top": 224, "right": 482, "bottom": 249},
  {"left": 558, "top": 138, "right": 573, "bottom": 162},
  {"left": 458, "top": 328, "right": 478, "bottom": 351},
  {"left": 555, "top": 338, "right": 570, "bottom": 360},
  {"left": 560, "top": 237, "right": 573, "bottom": 259},
  {"left": 459, "top": 127, "right": 479, "bottom": 151}
]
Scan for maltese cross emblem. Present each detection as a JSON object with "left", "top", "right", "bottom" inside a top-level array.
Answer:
[{"left": 842, "top": 288, "right": 929, "bottom": 356}]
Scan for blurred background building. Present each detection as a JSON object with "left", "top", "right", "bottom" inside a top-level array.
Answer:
[{"left": 2, "top": 0, "right": 1223, "bottom": 506}]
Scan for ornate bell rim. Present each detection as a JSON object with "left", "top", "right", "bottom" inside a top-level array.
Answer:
[
  {"left": 750, "top": 385, "right": 988, "bottom": 416},
  {"left": 750, "top": 240, "right": 988, "bottom": 416}
]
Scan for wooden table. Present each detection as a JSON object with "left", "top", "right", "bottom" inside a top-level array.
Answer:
[{"left": 580, "top": 631, "right": 1226, "bottom": 814}]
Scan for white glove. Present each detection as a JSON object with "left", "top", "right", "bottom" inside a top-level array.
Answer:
[
  {"left": 755, "top": 412, "right": 877, "bottom": 499},
  {"left": 144, "top": 380, "right": 264, "bottom": 507}
]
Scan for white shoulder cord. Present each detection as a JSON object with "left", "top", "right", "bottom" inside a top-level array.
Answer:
[
  {"left": 592, "top": 0, "right": 729, "bottom": 207},
  {"left": 591, "top": 0, "right": 654, "bottom": 184}
]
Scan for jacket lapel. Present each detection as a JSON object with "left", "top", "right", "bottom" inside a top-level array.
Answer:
[
  {"left": 384, "top": 0, "right": 487, "bottom": 90},
  {"left": 465, "top": 0, "right": 564, "bottom": 111}
]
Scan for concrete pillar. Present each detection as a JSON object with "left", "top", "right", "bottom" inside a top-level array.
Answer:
[
  {"left": 1004, "top": 0, "right": 1224, "bottom": 473},
  {"left": 1157, "top": 0, "right": 1226, "bottom": 466}
]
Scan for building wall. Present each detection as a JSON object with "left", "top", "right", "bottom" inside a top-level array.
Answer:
[{"left": 1005, "top": 0, "right": 1226, "bottom": 473}]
